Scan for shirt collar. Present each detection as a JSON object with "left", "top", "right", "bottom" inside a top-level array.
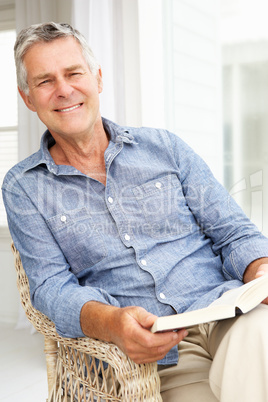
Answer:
[
  {"left": 22, "top": 117, "right": 137, "bottom": 174},
  {"left": 102, "top": 117, "right": 137, "bottom": 144}
]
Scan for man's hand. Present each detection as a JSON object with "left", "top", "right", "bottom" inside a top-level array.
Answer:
[
  {"left": 81, "top": 302, "right": 188, "bottom": 364},
  {"left": 108, "top": 306, "right": 188, "bottom": 364},
  {"left": 243, "top": 258, "right": 268, "bottom": 305}
]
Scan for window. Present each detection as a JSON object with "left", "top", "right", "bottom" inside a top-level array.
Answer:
[
  {"left": 161, "top": 0, "right": 222, "bottom": 182},
  {"left": 221, "top": 0, "right": 268, "bottom": 236},
  {"left": 0, "top": 28, "right": 18, "bottom": 226}
]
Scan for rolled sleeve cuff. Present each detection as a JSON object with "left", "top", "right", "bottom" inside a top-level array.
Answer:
[
  {"left": 53, "top": 287, "right": 121, "bottom": 339},
  {"left": 223, "top": 239, "right": 268, "bottom": 281}
]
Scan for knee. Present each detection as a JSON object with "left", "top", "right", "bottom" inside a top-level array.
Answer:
[
  {"left": 231, "top": 304, "right": 268, "bottom": 343},
  {"left": 236, "top": 303, "right": 268, "bottom": 326}
]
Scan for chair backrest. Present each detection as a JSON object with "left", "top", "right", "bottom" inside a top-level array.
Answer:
[{"left": 12, "top": 242, "right": 59, "bottom": 336}]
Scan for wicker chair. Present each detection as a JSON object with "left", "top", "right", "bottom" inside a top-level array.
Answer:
[{"left": 11, "top": 243, "right": 162, "bottom": 401}]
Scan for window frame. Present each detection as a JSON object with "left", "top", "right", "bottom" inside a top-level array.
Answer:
[{"left": 0, "top": 1, "right": 17, "bottom": 237}]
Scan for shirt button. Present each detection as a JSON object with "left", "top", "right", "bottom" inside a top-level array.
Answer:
[
  {"left": 108, "top": 197, "right": 114, "bottom": 204},
  {"left": 141, "top": 259, "right": 147, "bottom": 266},
  {"left": 159, "top": 293, "right": 166, "bottom": 299},
  {"left": 60, "top": 215, "right": 67, "bottom": 223},
  {"left": 155, "top": 182, "right": 162, "bottom": 189},
  {"left": 124, "top": 234, "right": 130, "bottom": 241}
]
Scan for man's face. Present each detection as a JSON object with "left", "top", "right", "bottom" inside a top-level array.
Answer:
[{"left": 19, "top": 37, "right": 103, "bottom": 141}]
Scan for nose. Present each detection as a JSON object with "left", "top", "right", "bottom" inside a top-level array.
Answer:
[{"left": 54, "top": 78, "right": 73, "bottom": 98}]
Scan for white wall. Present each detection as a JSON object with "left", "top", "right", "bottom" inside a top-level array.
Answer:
[
  {"left": 138, "top": 0, "right": 165, "bottom": 128},
  {"left": 163, "top": 0, "right": 222, "bottom": 182}
]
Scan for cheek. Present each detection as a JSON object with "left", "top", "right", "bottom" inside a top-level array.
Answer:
[{"left": 36, "top": 96, "right": 54, "bottom": 115}]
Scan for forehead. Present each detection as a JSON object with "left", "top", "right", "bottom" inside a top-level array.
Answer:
[{"left": 24, "top": 37, "right": 87, "bottom": 75}]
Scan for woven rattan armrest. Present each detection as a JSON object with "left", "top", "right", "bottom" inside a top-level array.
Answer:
[{"left": 11, "top": 242, "right": 162, "bottom": 401}]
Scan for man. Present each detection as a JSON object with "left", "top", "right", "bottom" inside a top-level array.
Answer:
[{"left": 2, "top": 22, "right": 268, "bottom": 401}]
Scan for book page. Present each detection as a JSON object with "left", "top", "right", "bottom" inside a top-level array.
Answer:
[
  {"left": 209, "top": 275, "right": 268, "bottom": 310},
  {"left": 209, "top": 286, "right": 246, "bottom": 308}
]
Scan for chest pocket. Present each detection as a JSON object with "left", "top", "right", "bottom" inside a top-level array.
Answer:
[
  {"left": 132, "top": 174, "right": 194, "bottom": 239},
  {"left": 46, "top": 207, "right": 107, "bottom": 274}
]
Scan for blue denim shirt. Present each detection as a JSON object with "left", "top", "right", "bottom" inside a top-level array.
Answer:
[{"left": 3, "top": 118, "right": 268, "bottom": 364}]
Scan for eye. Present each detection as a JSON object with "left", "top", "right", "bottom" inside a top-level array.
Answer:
[
  {"left": 70, "top": 72, "right": 83, "bottom": 78},
  {"left": 38, "top": 79, "right": 51, "bottom": 86}
]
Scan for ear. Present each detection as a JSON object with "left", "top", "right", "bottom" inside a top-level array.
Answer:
[
  {"left": 97, "top": 68, "right": 103, "bottom": 94},
  {"left": 18, "top": 87, "right": 37, "bottom": 112}
]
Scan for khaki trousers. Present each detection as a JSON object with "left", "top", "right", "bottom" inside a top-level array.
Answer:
[{"left": 159, "top": 304, "right": 268, "bottom": 402}]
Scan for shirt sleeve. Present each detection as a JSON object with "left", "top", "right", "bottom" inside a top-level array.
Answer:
[
  {"left": 2, "top": 170, "right": 120, "bottom": 338},
  {"left": 167, "top": 130, "right": 268, "bottom": 281}
]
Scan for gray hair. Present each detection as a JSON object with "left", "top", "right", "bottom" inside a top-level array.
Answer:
[{"left": 14, "top": 22, "right": 99, "bottom": 94}]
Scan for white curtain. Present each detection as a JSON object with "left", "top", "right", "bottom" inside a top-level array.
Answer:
[
  {"left": 72, "top": 0, "right": 126, "bottom": 125},
  {"left": 15, "top": 0, "right": 72, "bottom": 161}
]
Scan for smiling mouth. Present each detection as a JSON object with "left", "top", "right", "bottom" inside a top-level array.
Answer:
[{"left": 55, "top": 103, "right": 83, "bottom": 113}]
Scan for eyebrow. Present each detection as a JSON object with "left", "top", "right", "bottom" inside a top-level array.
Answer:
[
  {"left": 65, "top": 64, "right": 85, "bottom": 72},
  {"left": 32, "top": 73, "right": 51, "bottom": 84}
]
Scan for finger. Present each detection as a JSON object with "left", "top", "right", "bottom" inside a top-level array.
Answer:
[
  {"left": 148, "top": 328, "right": 188, "bottom": 352},
  {"left": 255, "top": 270, "right": 266, "bottom": 278},
  {"left": 127, "top": 329, "right": 188, "bottom": 363},
  {"left": 255, "top": 265, "right": 268, "bottom": 278},
  {"left": 255, "top": 270, "right": 268, "bottom": 304},
  {"left": 138, "top": 323, "right": 188, "bottom": 355}
]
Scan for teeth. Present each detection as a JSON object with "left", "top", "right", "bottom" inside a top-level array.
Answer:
[{"left": 58, "top": 104, "right": 81, "bottom": 112}]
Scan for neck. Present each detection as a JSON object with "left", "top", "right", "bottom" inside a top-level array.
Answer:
[{"left": 49, "top": 123, "right": 109, "bottom": 185}]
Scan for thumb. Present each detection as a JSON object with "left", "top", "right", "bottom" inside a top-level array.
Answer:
[
  {"left": 137, "top": 309, "right": 158, "bottom": 329},
  {"left": 256, "top": 270, "right": 266, "bottom": 278},
  {"left": 255, "top": 265, "right": 268, "bottom": 278}
]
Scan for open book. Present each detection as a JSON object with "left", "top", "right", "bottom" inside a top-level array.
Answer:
[{"left": 151, "top": 275, "right": 268, "bottom": 333}]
